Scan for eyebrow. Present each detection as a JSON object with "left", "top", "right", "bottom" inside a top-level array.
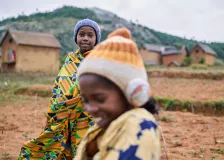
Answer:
[
  {"left": 79, "top": 30, "right": 94, "bottom": 33},
  {"left": 81, "top": 92, "right": 106, "bottom": 97}
]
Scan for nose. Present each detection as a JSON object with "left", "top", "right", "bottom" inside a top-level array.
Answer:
[
  {"left": 85, "top": 103, "right": 99, "bottom": 116},
  {"left": 83, "top": 35, "right": 88, "bottom": 41}
]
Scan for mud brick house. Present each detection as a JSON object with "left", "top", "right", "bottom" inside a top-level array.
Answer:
[
  {"left": 140, "top": 43, "right": 187, "bottom": 66},
  {"left": 0, "top": 29, "right": 61, "bottom": 72},
  {"left": 190, "top": 44, "right": 216, "bottom": 65},
  {"left": 161, "top": 46, "right": 187, "bottom": 66},
  {"left": 139, "top": 44, "right": 163, "bottom": 65}
]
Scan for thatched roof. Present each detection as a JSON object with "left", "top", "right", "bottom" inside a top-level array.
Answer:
[
  {"left": 0, "top": 29, "right": 61, "bottom": 48},
  {"left": 142, "top": 44, "right": 163, "bottom": 53},
  {"left": 161, "top": 46, "right": 186, "bottom": 55},
  {"left": 198, "top": 44, "right": 216, "bottom": 55},
  {"left": 142, "top": 43, "right": 186, "bottom": 56}
]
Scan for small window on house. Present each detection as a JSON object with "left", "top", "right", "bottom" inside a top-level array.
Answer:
[
  {"left": 7, "top": 49, "right": 16, "bottom": 63},
  {"left": 9, "top": 38, "right": 13, "bottom": 43},
  {"left": 196, "top": 49, "right": 199, "bottom": 53}
]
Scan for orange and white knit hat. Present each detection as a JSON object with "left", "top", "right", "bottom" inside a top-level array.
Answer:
[{"left": 78, "top": 28, "right": 151, "bottom": 107}]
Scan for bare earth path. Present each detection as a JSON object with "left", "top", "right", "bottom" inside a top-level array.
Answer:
[{"left": 0, "top": 97, "right": 223, "bottom": 160}]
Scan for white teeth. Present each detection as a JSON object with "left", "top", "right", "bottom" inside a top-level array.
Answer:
[{"left": 95, "top": 117, "right": 103, "bottom": 123}]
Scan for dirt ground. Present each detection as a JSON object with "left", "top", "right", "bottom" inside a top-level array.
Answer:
[
  {"left": 158, "top": 111, "right": 224, "bottom": 160},
  {"left": 0, "top": 96, "right": 223, "bottom": 160},
  {"left": 0, "top": 97, "right": 47, "bottom": 160},
  {"left": 20, "top": 77, "right": 224, "bottom": 102},
  {"left": 149, "top": 78, "right": 224, "bottom": 102},
  {"left": 0, "top": 77, "right": 224, "bottom": 159}
]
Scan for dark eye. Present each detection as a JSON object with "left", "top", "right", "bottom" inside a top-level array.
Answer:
[
  {"left": 79, "top": 32, "right": 85, "bottom": 37},
  {"left": 82, "top": 97, "right": 88, "bottom": 103},
  {"left": 88, "top": 34, "right": 93, "bottom": 38},
  {"left": 95, "top": 97, "right": 105, "bottom": 103}
]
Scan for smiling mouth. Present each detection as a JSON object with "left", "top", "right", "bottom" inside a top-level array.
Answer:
[
  {"left": 94, "top": 115, "right": 107, "bottom": 123},
  {"left": 95, "top": 117, "right": 103, "bottom": 123},
  {"left": 81, "top": 44, "right": 90, "bottom": 46}
]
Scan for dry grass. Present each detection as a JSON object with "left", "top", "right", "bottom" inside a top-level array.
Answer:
[
  {"left": 146, "top": 65, "right": 224, "bottom": 74},
  {"left": 0, "top": 72, "right": 56, "bottom": 104},
  {"left": 150, "top": 77, "right": 224, "bottom": 102}
]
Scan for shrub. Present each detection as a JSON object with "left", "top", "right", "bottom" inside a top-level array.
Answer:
[
  {"left": 199, "top": 57, "right": 205, "bottom": 64},
  {"left": 182, "top": 57, "right": 192, "bottom": 66},
  {"left": 181, "top": 100, "right": 192, "bottom": 108},
  {"left": 156, "top": 97, "right": 178, "bottom": 110}
]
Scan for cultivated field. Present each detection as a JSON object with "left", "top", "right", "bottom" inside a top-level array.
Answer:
[{"left": 0, "top": 70, "right": 224, "bottom": 160}]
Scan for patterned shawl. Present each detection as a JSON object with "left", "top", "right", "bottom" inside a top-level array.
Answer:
[
  {"left": 76, "top": 108, "right": 160, "bottom": 160},
  {"left": 19, "top": 49, "right": 94, "bottom": 159}
]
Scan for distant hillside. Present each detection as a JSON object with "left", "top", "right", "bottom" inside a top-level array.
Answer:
[{"left": 0, "top": 6, "right": 224, "bottom": 59}]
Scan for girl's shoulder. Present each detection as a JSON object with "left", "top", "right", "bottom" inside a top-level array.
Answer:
[
  {"left": 66, "top": 51, "right": 83, "bottom": 63},
  {"left": 100, "top": 108, "right": 160, "bottom": 160},
  {"left": 105, "top": 108, "right": 158, "bottom": 139},
  {"left": 124, "top": 108, "right": 158, "bottom": 132},
  {"left": 67, "top": 51, "right": 79, "bottom": 57},
  {"left": 122, "top": 108, "right": 157, "bottom": 125}
]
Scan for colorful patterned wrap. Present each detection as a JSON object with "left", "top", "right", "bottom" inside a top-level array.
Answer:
[
  {"left": 19, "top": 49, "right": 94, "bottom": 160},
  {"left": 76, "top": 108, "right": 160, "bottom": 160}
]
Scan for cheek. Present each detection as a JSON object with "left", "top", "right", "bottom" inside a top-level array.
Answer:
[
  {"left": 104, "top": 95, "right": 127, "bottom": 117},
  {"left": 76, "top": 36, "right": 81, "bottom": 44},
  {"left": 91, "top": 37, "right": 97, "bottom": 45}
]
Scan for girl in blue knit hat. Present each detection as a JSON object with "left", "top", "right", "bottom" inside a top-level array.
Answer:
[
  {"left": 19, "top": 19, "right": 101, "bottom": 160},
  {"left": 73, "top": 19, "right": 101, "bottom": 54}
]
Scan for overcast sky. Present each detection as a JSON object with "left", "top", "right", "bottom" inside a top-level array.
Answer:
[{"left": 0, "top": 0, "right": 224, "bottom": 42}]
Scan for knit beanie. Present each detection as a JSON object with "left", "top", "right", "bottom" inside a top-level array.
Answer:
[
  {"left": 73, "top": 19, "right": 101, "bottom": 45},
  {"left": 77, "top": 28, "right": 151, "bottom": 107}
]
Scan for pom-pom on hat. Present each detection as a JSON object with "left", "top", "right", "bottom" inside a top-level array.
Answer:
[{"left": 78, "top": 28, "right": 151, "bottom": 107}]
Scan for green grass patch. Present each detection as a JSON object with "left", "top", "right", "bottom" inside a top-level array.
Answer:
[
  {"left": 155, "top": 96, "right": 224, "bottom": 115},
  {"left": 210, "top": 149, "right": 224, "bottom": 155},
  {"left": 146, "top": 65, "right": 224, "bottom": 74},
  {"left": 156, "top": 97, "right": 178, "bottom": 110},
  {"left": 181, "top": 100, "right": 192, "bottom": 108},
  {"left": 14, "top": 87, "right": 52, "bottom": 97},
  {"left": 156, "top": 116, "right": 172, "bottom": 122},
  {"left": 190, "top": 64, "right": 208, "bottom": 70},
  {"left": 0, "top": 72, "right": 55, "bottom": 104},
  {"left": 0, "top": 90, "right": 30, "bottom": 104},
  {"left": 0, "top": 72, "right": 55, "bottom": 90},
  {"left": 202, "top": 101, "right": 224, "bottom": 110},
  {"left": 0, "top": 152, "right": 9, "bottom": 159}
]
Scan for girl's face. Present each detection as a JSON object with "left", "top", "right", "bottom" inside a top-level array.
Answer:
[
  {"left": 76, "top": 26, "right": 97, "bottom": 53},
  {"left": 79, "top": 74, "right": 129, "bottom": 128}
]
